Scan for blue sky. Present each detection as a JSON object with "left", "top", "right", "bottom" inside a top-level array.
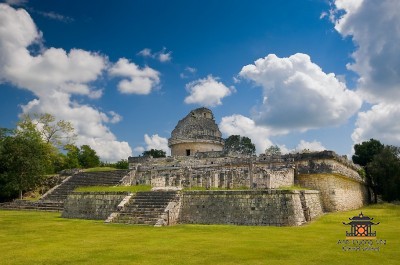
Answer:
[{"left": 1, "top": 0, "right": 399, "bottom": 162}]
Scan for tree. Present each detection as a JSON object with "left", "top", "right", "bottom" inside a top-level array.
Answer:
[
  {"left": 114, "top": 159, "right": 129, "bottom": 169},
  {"left": 352, "top": 139, "right": 384, "bottom": 167},
  {"left": 64, "top": 144, "right": 81, "bottom": 169},
  {"left": 265, "top": 145, "right": 281, "bottom": 156},
  {"left": 366, "top": 146, "right": 400, "bottom": 202},
  {"left": 142, "top": 149, "right": 166, "bottom": 158},
  {"left": 223, "top": 135, "right": 256, "bottom": 156},
  {"left": 78, "top": 145, "right": 100, "bottom": 168},
  {"left": 18, "top": 113, "right": 76, "bottom": 148},
  {"left": 0, "top": 128, "right": 53, "bottom": 199},
  {"left": 352, "top": 139, "right": 385, "bottom": 203}
]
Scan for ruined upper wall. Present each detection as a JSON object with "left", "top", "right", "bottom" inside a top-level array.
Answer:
[
  {"left": 169, "top": 107, "right": 222, "bottom": 140},
  {"left": 168, "top": 108, "right": 224, "bottom": 156},
  {"left": 283, "top": 150, "right": 364, "bottom": 183},
  {"left": 284, "top": 150, "right": 361, "bottom": 171}
]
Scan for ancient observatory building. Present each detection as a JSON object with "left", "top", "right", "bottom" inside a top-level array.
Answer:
[{"left": 168, "top": 107, "right": 224, "bottom": 156}]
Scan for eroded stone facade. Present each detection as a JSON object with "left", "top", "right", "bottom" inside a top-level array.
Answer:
[
  {"left": 168, "top": 107, "right": 224, "bottom": 156},
  {"left": 129, "top": 155, "right": 294, "bottom": 190},
  {"left": 179, "top": 190, "right": 323, "bottom": 226}
]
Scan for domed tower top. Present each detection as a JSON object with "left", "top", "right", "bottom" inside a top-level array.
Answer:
[{"left": 168, "top": 107, "right": 224, "bottom": 156}]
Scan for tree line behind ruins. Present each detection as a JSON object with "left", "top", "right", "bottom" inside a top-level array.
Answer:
[
  {"left": 0, "top": 113, "right": 399, "bottom": 203},
  {"left": 0, "top": 113, "right": 128, "bottom": 201}
]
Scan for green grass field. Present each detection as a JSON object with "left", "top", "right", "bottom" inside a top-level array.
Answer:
[{"left": 1, "top": 204, "right": 399, "bottom": 265}]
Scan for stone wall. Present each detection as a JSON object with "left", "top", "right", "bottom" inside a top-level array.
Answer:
[
  {"left": 179, "top": 190, "right": 322, "bottom": 226},
  {"left": 252, "top": 167, "right": 294, "bottom": 189},
  {"left": 302, "top": 190, "right": 324, "bottom": 220},
  {"left": 170, "top": 141, "right": 224, "bottom": 157},
  {"left": 62, "top": 192, "right": 128, "bottom": 220},
  {"left": 132, "top": 156, "right": 294, "bottom": 190},
  {"left": 295, "top": 158, "right": 362, "bottom": 182},
  {"left": 297, "top": 174, "right": 368, "bottom": 212}
]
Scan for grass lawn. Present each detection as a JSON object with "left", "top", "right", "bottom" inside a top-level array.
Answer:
[
  {"left": 0, "top": 204, "right": 399, "bottom": 265},
  {"left": 83, "top": 167, "right": 118, "bottom": 172}
]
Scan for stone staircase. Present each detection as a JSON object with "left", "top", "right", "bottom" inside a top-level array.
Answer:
[
  {"left": 0, "top": 200, "right": 64, "bottom": 212},
  {"left": 41, "top": 170, "right": 130, "bottom": 203},
  {"left": 299, "top": 191, "right": 311, "bottom": 222},
  {"left": 112, "top": 191, "right": 178, "bottom": 225},
  {"left": 0, "top": 170, "right": 130, "bottom": 212}
]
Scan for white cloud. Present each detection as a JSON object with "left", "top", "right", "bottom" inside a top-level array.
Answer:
[
  {"left": 133, "top": 134, "right": 170, "bottom": 156},
  {"left": 333, "top": 0, "right": 400, "bottom": 104},
  {"left": 137, "top": 47, "right": 172, "bottom": 63},
  {"left": 137, "top": 48, "right": 152, "bottom": 57},
  {"left": 331, "top": 0, "right": 400, "bottom": 147},
  {"left": 4, "top": 0, "right": 28, "bottom": 6},
  {"left": 295, "top": 140, "right": 326, "bottom": 152},
  {"left": 0, "top": 4, "right": 132, "bottom": 162},
  {"left": 144, "top": 134, "right": 169, "bottom": 154},
  {"left": 20, "top": 91, "right": 132, "bottom": 162},
  {"left": 184, "top": 75, "right": 235, "bottom": 107},
  {"left": 180, "top": 66, "right": 197, "bottom": 79},
  {"left": 158, "top": 48, "right": 172, "bottom": 62},
  {"left": 108, "top": 58, "right": 160, "bottom": 95},
  {"left": 185, "top": 67, "right": 196, "bottom": 74},
  {"left": 352, "top": 103, "right": 400, "bottom": 145},
  {"left": 239, "top": 53, "right": 362, "bottom": 131},
  {"left": 219, "top": 114, "right": 274, "bottom": 154},
  {"left": 35, "top": 10, "right": 74, "bottom": 23}
]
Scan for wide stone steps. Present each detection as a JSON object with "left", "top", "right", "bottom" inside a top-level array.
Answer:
[
  {"left": 112, "top": 191, "right": 177, "bottom": 225},
  {"left": 41, "top": 170, "right": 130, "bottom": 203},
  {"left": 0, "top": 200, "right": 64, "bottom": 212}
]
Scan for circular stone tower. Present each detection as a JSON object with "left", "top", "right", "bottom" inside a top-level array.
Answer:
[{"left": 168, "top": 107, "right": 224, "bottom": 156}]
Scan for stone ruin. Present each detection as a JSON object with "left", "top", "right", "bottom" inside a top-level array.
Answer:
[{"left": 1, "top": 107, "right": 370, "bottom": 227}]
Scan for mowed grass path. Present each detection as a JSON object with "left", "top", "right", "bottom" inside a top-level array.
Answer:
[{"left": 1, "top": 204, "right": 399, "bottom": 265}]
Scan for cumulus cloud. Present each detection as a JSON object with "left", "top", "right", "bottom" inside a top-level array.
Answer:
[
  {"left": 0, "top": 4, "right": 132, "bottom": 162},
  {"left": 331, "top": 0, "right": 400, "bottom": 147},
  {"left": 219, "top": 114, "right": 274, "bottom": 154},
  {"left": 333, "top": 0, "right": 400, "bottom": 104},
  {"left": 133, "top": 134, "right": 169, "bottom": 156},
  {"left": 352, "top": 103, "right": 400, "bottom": 145},
  {"left": 109, "top": 58, "right": 160, "bottom": 95},
  {"left": 239, "top": 53, "right": 362, "bottom": 131},
  {"left": 144, "top": 134, "right": 169, "bottom": 152},
  {"left": 184, "top": 75, "right": 235, "bottom": 107},
  {"left": 295, "top": 140, "right": 326, "bottom": 152}
]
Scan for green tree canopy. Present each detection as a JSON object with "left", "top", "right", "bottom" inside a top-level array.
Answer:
[
  {"left": 114, "top": 159, "right": 129, "bottom": 169},
  {"left": 78, "top": 145, "right": 100, "bottom": 168},
  {"left": 0, "top": 127, "right": 53, "bottom": 199},
  {"left": 352, "top": 139, "right": 384, "bottom": 167},
  {"left": 352, "top": 139, "right": 400, "bottom": 203},
  {"left": 366, "top": 145, "right": 400, "bottom": 202},
  {"left": 142, "top": 149, "right": 166, "bottom": 158},
  {"left": 223, "top": 135, "right": 256, "bottom": 156},
  {"left": 64, "top": 144, "right": 81, "bottom": 169}
]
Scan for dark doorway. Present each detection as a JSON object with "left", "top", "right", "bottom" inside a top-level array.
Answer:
[{"left": 186, "top": 149, "right": 191, "bottom": 156}]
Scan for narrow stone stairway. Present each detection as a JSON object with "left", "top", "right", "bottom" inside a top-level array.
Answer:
[
  {"left": 299, "top": 191, "right": 310, "bottom": 222},
  {"left": 112, "top": 191, "right": 178, "bottom": 225}
]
